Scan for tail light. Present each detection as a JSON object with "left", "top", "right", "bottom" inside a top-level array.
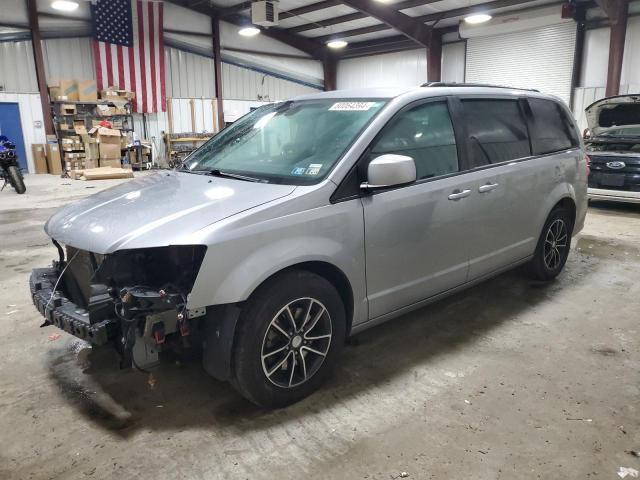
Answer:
[{"left": 584, "top": 153, "right": 591, "bottom": 176}]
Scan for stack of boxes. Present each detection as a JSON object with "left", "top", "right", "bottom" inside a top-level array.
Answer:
[{"left": 46, "top": 79, "right": 135, "bottom": 177}]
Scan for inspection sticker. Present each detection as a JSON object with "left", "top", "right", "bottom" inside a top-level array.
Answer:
[
  {"left": 291, "top": 167, "right": 306, "bottom": 176},
  {"left": 329, "top": 102, "right": 375, "bottom": 111},
  {"left": 305, "top": 164, "right": 323, "bottom": 175}
]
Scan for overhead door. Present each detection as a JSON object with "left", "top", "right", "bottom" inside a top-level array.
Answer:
[{"left": 465, "top": 22, "right": 577, "bottom": 104}]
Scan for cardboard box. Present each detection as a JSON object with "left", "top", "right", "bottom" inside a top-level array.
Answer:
[
  {"left": 96, "top": 105, "right": 116, "bottom": 116},
  {"left": 31, "top": 144, "right": 48, "bottom": 174},
  {"left": 77, "top": 80, "right": 98, "bottom": 102},
  {"left": 100, "top": 158, "right": 122, "bottom": 169},
  {"left": 49, "top": 79, "right": 79, "bottom": 102},
  {"left": 45, "top": 142, "right": 62, "bottom": 175},
  {"left": 73, "top": 120, "right": 86, "bottom": 134},
  {"left": 84, "top": 158, "right": 99, "bottom": 169},
  {"left": 61, "top": 104, "right": 77, "bottom": 115},
  {"left": 61, "top": 137, "right": 84, "bottom": 151},
  {"left": 100, "top": 88, "right": 135, "bottom": 101},
  {"left": 84, "top": 141, "right": 99, "bottom": 161},
  {"left": 89, "top": 126, "right": 122, "bottom": 160}
]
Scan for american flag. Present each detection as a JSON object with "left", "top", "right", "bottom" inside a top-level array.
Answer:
[{"left": 92, "top": 0, "right": 166, "bottom": 113}]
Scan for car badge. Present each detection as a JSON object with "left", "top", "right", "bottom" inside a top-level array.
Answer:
[{"left": 606, "top": 161, "right": 626, "bottom": 169}]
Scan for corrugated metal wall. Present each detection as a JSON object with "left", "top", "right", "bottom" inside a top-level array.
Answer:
[
  {"left": 0, "top": 41, "right": 38, "bottom": 93},
  {"left": 165, "top": 47, "right": 317, "bottom": 101},
  {"left": 42, "top": 37, "right": 95, "bottom": 81},
  {"left": 466, "top": 22, "right": 577, "bottom": 105},
  {"left": 441, "top": 42, "right": 466, "bottom": 83},
  {"left": 165, "top": 46, "right": 216, "bottom": 98},
  {"left": 337, "top": 49, "right": 428, "bottom": 90},
  {"left": 222, "top": 62, "right": 317, "bottom": 101}
]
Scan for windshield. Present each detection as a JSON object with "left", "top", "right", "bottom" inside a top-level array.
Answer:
[{"left": 183, "top": 99, "right": 387, "bottom": 184}]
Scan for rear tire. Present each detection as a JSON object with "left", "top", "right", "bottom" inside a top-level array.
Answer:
[
  {"left": 8, "top": 166, "right": 25, "bottom": 194},
  {"left": 232, "top": 270, "right": 346, "bottom": 409},
  {"left": 526, "top": 207, "right": 572, "bottom": 281}
]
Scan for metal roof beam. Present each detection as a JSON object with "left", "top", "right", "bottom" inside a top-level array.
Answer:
[
  {"left": 287, "top": 0, "right": 441, "bottom": 34},
  {"left": 314, "top": 0, "right": 533, "bottom": 42},
  {"left": 218, "top": 0, "right": 341, "bottom": 19},
  {"left": 166, "top": 0, "right": 325, "bottom": 59},
  {"left": 336, "top": 26, "right": 456, "bottom": 58},
  {"left": 338, "top": 0, "right": 432, "bottom": 46}
]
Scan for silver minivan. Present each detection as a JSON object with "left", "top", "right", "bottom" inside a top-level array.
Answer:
[{"left": 31, "top": 85, "right": 588, "bottom": 408}]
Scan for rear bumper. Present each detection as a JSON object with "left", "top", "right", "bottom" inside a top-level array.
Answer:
[
  {"left": 30, "top": 267, "right": 117, "bottom": 346},
  {"left": 588, "top": 187, "right": 640, "bottom": 204}
]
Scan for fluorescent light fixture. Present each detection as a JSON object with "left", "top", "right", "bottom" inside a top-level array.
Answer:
[
  {"left": 464, "top": 13, "right": 492, "bottom": 24},
  {"left": 51, "top": 0, "right": 79, "bottom": 12},
  {"left": 238, "top": 26, "right": 261, "bottom": 37},
  {"left": 327, "top": 39, "right": 348, "bottom": 49}
]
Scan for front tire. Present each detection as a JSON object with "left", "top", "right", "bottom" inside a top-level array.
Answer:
[
  {"left": 526, "top": 207, "right": 572, "bottom": 281},
  {"left": 232, "top": 270, "right": 346, "bottom": 409},
  {"left": 8, "top": 166, "right": 25, "bottom": 194}
]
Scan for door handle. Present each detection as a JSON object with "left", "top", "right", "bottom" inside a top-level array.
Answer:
[
  {"left": 448, "top": 189, "right": 471, "bottom": 200},
  {"left": 478, "top": 183, "right": 499, "bottom": 193}
]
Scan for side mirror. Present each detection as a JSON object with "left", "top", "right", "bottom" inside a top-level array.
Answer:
[
  {"left": 583, "top": 128, "right": 591, "bottom": 140},
  {"left": 360, "top": 154, "right": 417, "bottom": 190}
]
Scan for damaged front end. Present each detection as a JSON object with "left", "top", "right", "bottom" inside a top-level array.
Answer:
[{"left": 30, "top": 242, "right": 207, "bottom": 368}]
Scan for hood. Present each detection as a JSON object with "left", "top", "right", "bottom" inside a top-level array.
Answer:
[
  {"left": 45, "top": 171, "right": 296, "bottom": 254},
  {"left": 585, "top": 95, "right": 640, "bottom": 137}
]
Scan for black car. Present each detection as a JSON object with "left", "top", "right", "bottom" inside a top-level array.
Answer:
[{"left": 585, "top": 95, "right": 640, "bottom": 204}]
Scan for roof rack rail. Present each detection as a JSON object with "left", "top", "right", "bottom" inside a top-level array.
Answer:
[{"left": 420, "top": 82, "right": 539, "bottom": 92}]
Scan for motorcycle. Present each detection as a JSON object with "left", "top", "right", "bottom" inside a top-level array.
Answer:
[{"left": 0, "top": 136, "right": 26, "bottom": 194}]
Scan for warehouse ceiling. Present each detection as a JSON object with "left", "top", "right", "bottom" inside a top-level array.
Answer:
[{"left": 173, "top": 0, "right": 587, "bottom": 59}]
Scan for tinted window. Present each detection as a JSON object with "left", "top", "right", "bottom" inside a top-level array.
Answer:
[
  {"left": 369, "top": 101, "right": 459, "bottom": 180},
  {"left": 528, "top": 98, "right": 579, "bottom": 154},
  {"left": 462, "top": 99, "right": 531, "bottom": 166}
]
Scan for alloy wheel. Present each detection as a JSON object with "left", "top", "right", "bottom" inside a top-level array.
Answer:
[
  {"left": 261, "top": 297, "right": 332, "bottom": 388},
  {"left": 543, "top": 218, "right": 568, "bottom": 270}
]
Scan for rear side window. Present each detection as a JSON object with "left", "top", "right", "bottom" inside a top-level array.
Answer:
[
  {"left": 461, "top": 99, "right": 531, "bottom": 166},
  {"left": 527, "top": 98, "right": 579, "bottom": 155}
]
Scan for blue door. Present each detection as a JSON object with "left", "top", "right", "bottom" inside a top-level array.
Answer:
[{"left": 0, "top": 102, "right": 28, "bottom": 171}]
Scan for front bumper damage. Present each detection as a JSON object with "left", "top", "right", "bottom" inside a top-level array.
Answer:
[
  {"left": 30, "top": 267, "right": 116, "bottom": 345},
  {"left": 30, "top": 243, "right": 207, "bottom": 368}
]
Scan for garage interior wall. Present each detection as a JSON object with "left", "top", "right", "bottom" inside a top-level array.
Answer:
[
  {"left": 336, "top": 49, "right": 429, "bottom": 89},
  {"left": 573, "top": 17, "right": 640, "bottom": 130},
  {"left": 441, "top": 42, "right": 466, "bottom": 83},
  {"left": 465, "top": 21, "right": 577, "bottom": 104}
]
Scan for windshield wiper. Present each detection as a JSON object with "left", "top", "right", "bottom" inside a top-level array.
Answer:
[{"left": 208, "top": 169, "right": 264, "bottom": 183}]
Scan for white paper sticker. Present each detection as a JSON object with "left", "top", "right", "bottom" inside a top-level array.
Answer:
[
  {"left": 329, "top": 102, "right": 375, "bottom": 111},
  {"left": 305, "top": 164, "right": 323, "bottom": 175}
]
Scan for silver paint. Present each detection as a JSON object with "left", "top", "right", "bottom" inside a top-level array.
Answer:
[{"left": 43, "top": 86, "right": 588, "bottom": 331}]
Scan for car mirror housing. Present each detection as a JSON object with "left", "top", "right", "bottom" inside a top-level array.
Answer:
[{"left": 360, "top": 154, "right": 417, "bottom": 190}]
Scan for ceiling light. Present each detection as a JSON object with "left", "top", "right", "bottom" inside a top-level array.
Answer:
[
  {"left": 238, "top": 26, "right": 261, "bottom": 37},
  {"left": 464, "top": 13, "right": 492, "bottom": 24},
  {"left": 327, "top": 39, "right": 348, "bottom": 49},
  {"left": 51, "top": 0, "right": 79, "bottom": 12}
]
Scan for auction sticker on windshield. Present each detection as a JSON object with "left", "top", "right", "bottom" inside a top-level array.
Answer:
[
  {"left": 329, "top": 102, "right": 376, "bottom": 111},
  {"left": 305, "top": 164, "right": 322, "bottom": 175}
]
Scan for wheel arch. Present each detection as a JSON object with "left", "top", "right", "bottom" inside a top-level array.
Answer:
[
  {"left": 551, "top": 196, "right": 577, "bottom": 231},
  {"left": 251, "top": 261, "right": 355, "bottom": 336}
]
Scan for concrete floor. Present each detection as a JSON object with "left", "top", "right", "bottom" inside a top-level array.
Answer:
[{"left": 1, "top": 174, "right": 639, "bottom": 479}]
